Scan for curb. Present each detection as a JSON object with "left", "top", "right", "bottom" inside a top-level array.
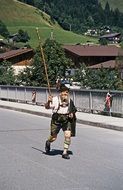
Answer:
[
  {"left": 77, "top": 118, "right": 123, "bottom": 131},
  {"left": 0, "top": 105, "right": 52, "bottom": 118},
  {"left": 0, "top": 105, "right": 122, "bottom": 132}
]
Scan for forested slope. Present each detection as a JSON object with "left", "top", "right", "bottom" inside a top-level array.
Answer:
[
  {"left": 0, "top": 0, "right": 98, "bottom": 48},
  {"left": 99, "top": 0, "right": 123, "bottom": 13},
  {"left": 19, "top": 0, "right": 123, "bottom": 34}
]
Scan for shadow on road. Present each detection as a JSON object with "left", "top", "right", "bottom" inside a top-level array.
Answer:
[{"left": 32, "top": 147, "right": 73, "bottom": 156}]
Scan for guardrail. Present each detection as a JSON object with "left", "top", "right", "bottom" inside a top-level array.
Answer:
[{"left": 0, "top": 85, "right": 123, "bottom": 117}]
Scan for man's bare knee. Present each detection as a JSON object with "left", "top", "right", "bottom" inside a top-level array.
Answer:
[
  {"left": 49, "top": 135, "right": 57, "bottom": 142},
  {"left": 64, "top": 130, "right": 71, "bottom": 138}
]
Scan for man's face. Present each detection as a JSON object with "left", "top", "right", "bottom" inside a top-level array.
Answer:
[{"left": 60, "top": 90, "right": 69, "bottom": 102}]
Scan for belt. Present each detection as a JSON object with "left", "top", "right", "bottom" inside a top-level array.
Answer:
[{"left": 57, "top": 113, "right": 69, "bottom": 115}]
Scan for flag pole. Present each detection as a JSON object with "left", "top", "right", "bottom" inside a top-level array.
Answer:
[{"left": 36, "top": 27, "right": 51, "bottom": 95}]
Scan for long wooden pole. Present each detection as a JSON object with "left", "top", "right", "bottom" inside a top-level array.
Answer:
[{"left": 36, "top": 27, "right": 51, "bottom": 95}]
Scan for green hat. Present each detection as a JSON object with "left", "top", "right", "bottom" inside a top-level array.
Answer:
[{"left": 59, "top": 84, "right": 70, "bottom": 92}]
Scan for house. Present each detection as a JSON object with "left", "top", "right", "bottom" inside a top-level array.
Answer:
[
  {"left": 12, "top": 60, "right": 33, "bottom": 75},
  {"left": 0, "top": 48, "right": 34, "bottom": 64},
  {"left": 8, "top": 33, "right": 19, "bottom": 43},
  {"left": 87, "top": 60, "right": 123, "bottom": 79},
  {"left": 87, "top": 60, "right": 116, "bottom": 69},
  {"left": 99, "top": 33, "right": 121, "bottom": 44},
  {"left": 63, "top": 44, "right": 123, "bottom": 67},
  {"left": 0, "top": 48, "right": 34, "bottom": 75}
]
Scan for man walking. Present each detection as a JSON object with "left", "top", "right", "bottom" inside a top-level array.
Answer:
[{"left": 45, "top": 84, "right": 77, "bottom": 159}]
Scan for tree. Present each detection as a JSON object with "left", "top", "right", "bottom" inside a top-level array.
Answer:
[
  {"left": 16, "top": 66, "right": 33, "bottom": 86},
  {"left": 115, "top": 48, "right": 123, "bottom": 89},
  {"left": 0, "top": 61, "right": 15, "bottom": 85},
  {"left": 99, "top": 38, "right": 108, "bottom": 45},
  {"left": 12, "top": 29, "right": 30, "bottom": 43},
  {"left": 104, "top": 1, "right": 111, "bottom": 25},
  {"left": 87, "top": 67, "right": 120, "bottom": 90},
  {"left": 0, "top": 20, "right": 9, "bottom": 38},
  {"left": 74, "top": 63, "right": 90, "bottom": 88},
  {"left": 73, "top": 63, "right": 121, "bottom": 90},
  {"left": 43, "top": 39, "right": 73, "bottom": 85},
  {"left": 18, "top": 0, "right": 34, "bottom": 5},
  {"left": 17, "top": 29, "right": 30, "bottom": 43},
  {"left": 17, "top": 39, "right": 73, "bottom": 87},
  {"left": 31, "top": 53, "right": 47, "bottom": 86}
]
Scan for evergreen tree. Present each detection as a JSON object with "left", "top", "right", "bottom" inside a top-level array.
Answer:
[
  {"left": 112, "top": 8, "right": 120, "bottom": 27},
  {"left": 17, "top": 29, "right": 30, "bottom": 43},
  {"left": 74, "top": 63, "right": 90, "bottom": 88},
  {"left": 104, "top": 1, "right": 111, "bottom": 26},
  {"left": 0, "top": 20, "right": 9, "bottom": 38},
  {"left": 0, "top": 61, "right": 15, "bottom": 85},
  {"left": 74, "top": 63, "right": 121, "bottom": 90},
  {"left": 43, "top": 39, "right": 73, "bottom": 85},
  {"left": 17, "top": 39, "right": 73, "bottom": 86},
  {"left": 87, "top": 67, "right": 120, "bottom": 90}
]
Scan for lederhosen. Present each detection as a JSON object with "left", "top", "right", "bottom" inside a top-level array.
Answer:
[{"left": 50, "top": 99, "right": 77, "bottom": 137}]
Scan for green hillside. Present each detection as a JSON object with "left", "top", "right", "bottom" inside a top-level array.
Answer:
[
  {"left": 99, "top": 0, "right": 123, "bottom": 12},
  {"left": 0, "top": 0, "right": 97, "bottom": 48}
]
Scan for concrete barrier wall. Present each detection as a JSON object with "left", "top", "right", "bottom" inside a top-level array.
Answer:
[{"left": 0, "top": 85, "right": 123, "bottom": 115}]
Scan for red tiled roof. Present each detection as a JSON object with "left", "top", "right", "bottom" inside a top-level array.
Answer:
[
  {"left": 88, "top": 60, "right": 116, "bottom": 69},
  {"left": 63, "top": 45, "right": 122, "bottom": 57},
  {"left": 0, "top": 48, "right": 34, "bottom": 61}
]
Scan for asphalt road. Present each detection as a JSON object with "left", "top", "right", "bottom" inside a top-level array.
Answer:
[{"left": 0, "top": 108, "right": 123, "bottom": 190}]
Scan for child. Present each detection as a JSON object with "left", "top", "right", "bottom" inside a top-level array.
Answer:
[{"left": 45, "top": 84, "right": 77, "bottom": 159}]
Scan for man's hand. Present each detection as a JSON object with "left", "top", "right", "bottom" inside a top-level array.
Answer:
[
  {"left": 48, "top": 95, "right": 53, "bottom": 103},
  {"left": 45, "top": 95, "right": 53, "bottom": 109}
]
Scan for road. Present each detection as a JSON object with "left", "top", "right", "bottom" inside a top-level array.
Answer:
[{"left": 0, "top": 108, "right": 123, "bottom": 190}]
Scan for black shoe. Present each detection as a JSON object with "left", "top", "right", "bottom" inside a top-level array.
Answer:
[
  {"left": 62, "top": 153, "right": 70, "bottom": 159},
  {"left": 45, "top": 140, "right": 50, "bottom": 154}
]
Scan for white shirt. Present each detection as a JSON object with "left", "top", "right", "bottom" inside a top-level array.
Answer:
[{"left": 50, "top": 96, "right": 69, "bottom": 114}]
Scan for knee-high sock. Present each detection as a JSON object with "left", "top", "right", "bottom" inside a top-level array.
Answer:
[{"left": 64, "top": 137, "right": 71, "bottom": 150}]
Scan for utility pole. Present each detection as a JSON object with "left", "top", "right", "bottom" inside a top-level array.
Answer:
[
  {"left": 50, "top": 29, "right": 54, "bottom": 40},
  {"left": 69, "top": 24, "right": 71, "bottom": 31}
]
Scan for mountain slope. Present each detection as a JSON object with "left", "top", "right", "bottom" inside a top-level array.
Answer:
[
  {"left": 0, "top": 0, "right": 53, "bottom": 27},
  {"left": 33, "top": 0, "right": 123, "bottom": 35},
  {"left": 0, "top": 0, "right": 97, "bottom": 48}
]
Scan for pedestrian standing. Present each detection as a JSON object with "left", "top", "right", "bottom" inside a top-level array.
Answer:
[
  {"left": 104, "top": 91, "right": 112, "bottom": 116},
  {"left": 32, "top": 90, "right": 36, "bottom": 104}
]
